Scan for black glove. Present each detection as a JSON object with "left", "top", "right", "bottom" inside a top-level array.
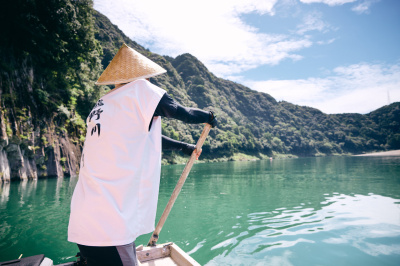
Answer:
[
  {"left": 208, "top": 111, "right": 217, "bottom": 128},
  {"left": 182, "top": 144, "right": 196, "bottom": 156}
]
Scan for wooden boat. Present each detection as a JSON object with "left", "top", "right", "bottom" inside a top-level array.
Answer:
[
  {"left": 136, "top": 243, "right": 200, "bottom": 266},
  {"left": 58, "top": 243, "right": 201, "bottom": 265},
  {"left": 2, "top": 244, "right": 200, "bottom": 266}
]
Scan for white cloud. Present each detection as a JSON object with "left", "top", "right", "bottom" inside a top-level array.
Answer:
[
  {"left": 317, "top": 38, "right": 336, "bottom": 45},
  {"left": 244, "top": 63, "right": 400, "bottom": 114},
  {"left": 351, "top": 0, "right": 380, "bottom": 14},
  {"left": 299, "top": 0, "right": 356, "bottom": 6},
  {"left": 94, "top": 0, "right": 313, "bottom": 77},
  {"left": 299, "top": 0, "right": 379, "bottom": 13},
  {"left": 296, "top": 11, "right": 332, "bottom": 35},
  {"left": 208, "top": 37, "right": 312, "bottom": 76}
]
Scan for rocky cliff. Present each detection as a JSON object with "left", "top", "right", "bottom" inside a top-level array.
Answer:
[
  {"left": 0, "top": 0, "right": 99, "bottom": 182},
  {"left": 0, "top": 57, "right": 82, "bottom": 182}
]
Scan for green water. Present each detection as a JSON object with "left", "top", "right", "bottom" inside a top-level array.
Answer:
[{"left": 1, "top": 156, "right": 400, "bottom": 265}]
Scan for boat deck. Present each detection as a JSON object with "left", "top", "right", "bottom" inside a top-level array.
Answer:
[{"left": 137, "top": 243, "right": 200, "bottom": 266}]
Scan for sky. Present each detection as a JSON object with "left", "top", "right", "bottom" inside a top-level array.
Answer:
[{"left": 93, "top": 0, "right": 400, "bottom": 114}]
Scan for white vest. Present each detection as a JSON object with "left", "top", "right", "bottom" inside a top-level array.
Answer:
[{"left": 68, "top": 79, "right": 165, "bottom": 246}]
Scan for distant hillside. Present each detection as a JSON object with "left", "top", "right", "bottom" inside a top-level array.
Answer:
[
  {"left": 94, "top": 11, "right": 400, "bottom": 162},
  {"left": 0, "top": 1, "right": 399, "bottom": 181}
]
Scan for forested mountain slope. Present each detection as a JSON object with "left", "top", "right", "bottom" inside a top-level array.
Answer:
[
  {"left": 94, "top": 11, "right": 400, "bottom": 161},
  {"left": 0, "top": 1, "right": 398, "bottom": 181}
]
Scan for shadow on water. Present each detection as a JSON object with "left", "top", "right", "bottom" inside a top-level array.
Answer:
[{"left": 1, "top": 156, "right": 400, "bottom": 265}]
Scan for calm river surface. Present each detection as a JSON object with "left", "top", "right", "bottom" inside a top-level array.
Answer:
[{"left": 1, "top": 156, "right": 400, "bottom": 265}]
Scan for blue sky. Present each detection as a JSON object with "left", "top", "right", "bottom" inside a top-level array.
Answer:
[{"left": 94, "top": 0, "right": 400, "bottom": 114}]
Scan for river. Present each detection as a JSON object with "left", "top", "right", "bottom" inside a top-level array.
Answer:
[{"left": 1, "top": 156, "right": 400, "bottom": 265}]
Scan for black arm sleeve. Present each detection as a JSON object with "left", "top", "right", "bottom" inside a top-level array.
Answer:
[
  {"left": 154, "top": 93, "right": 210, "bottom": 123},
  {"left": 149, "top": 93, "right": 210, "bottom": 156},
  {"left": 162, "top": 135, "right": 195, "bottom": 156}
]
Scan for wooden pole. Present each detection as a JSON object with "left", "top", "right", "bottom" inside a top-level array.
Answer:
[{"left": 148, "top": 123, "right": 212, "bottom": 246}]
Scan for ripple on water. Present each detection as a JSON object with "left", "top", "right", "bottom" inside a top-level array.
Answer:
[{"left": 205, "top": 194, "right": 400, "bottom": 266}]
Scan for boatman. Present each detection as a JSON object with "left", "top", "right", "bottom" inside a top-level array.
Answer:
[{"left": 68, "top": 43, "right": 217, "bottom": 266}]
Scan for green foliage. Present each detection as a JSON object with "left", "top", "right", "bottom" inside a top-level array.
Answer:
[
  {"left": 1, "top": 0, "right": 103, "bottom": 146},
  {"left": 57, "top": 105, "right": 71, "bottom": 118},
  {"left": 6, "top": 124, "right": 13, "bottom": 137},
  {"left": 41, "top": 136, "right": 48, "bottom": 146},
  {"left": 388, "top": 134, "right": 400, "bottom": 149},
  {"left": 1, "top": 3, "right": 399, "bottom": 168}
]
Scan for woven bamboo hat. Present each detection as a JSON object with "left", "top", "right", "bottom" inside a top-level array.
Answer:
[{"left": 95, "top": 43, "right": 167, "bottom": 85}]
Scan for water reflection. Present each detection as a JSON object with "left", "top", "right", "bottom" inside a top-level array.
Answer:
[
  {"left": 0, "top": 182, "right": 10, "bottom": 207},
  {"left": 17, "top": 179, "right": 38, "bottom": 207},
  {"left": 206, "top": 193, "right": 400, "bottom": 266},
  {"left": 322, "top": 194, "right": 400, "bottom": 257},
  {"left": 0, "top": 178, "right": 79, "bottom": 263}
]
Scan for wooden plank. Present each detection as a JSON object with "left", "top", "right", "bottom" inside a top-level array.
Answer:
[
  {"left": 136, "top": 243, "right": 200, "bottom": 266},
  {"left": 140, "top": 257, "right": 178, "bottom": 266},
  {"left": 137, "top": 244, "right": 171, "bottom": 263},
  {"left": 170, "top": 244, "right": 201, "bottom": 266}
]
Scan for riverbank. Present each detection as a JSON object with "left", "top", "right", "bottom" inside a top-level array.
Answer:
[{"left": 354, "top": 150, "right": 400, "bottom": 157}]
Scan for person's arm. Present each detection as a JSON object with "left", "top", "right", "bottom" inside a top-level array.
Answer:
[
  {"left": 162, "top": 135, "right": 195, "bottom": 156},
  {"left": 152, "top": 93, "right": 215, "bottom": 158},
  {"left": 154, "top": 93, "right": 217, "bottom": 125}
]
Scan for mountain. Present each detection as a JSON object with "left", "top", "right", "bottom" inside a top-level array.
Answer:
[
  {"left": 0, "top": 2, "right": 399, "bottom": 181},
  {"left": 93, "top": 11, "right": 400, "bottom": 160}
]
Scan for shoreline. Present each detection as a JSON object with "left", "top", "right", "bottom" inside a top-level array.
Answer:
[{"left": 354, "top": 150, "right": 400, "bottom": 157}]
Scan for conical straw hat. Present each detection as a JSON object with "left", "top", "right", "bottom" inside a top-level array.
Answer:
[{"left": 95, "top": 43, "right": 167, "bottom": 85}]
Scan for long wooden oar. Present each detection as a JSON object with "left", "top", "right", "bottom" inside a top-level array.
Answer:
[{"left": 148, "top": 123, "right": 212, "bottom": 247}]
